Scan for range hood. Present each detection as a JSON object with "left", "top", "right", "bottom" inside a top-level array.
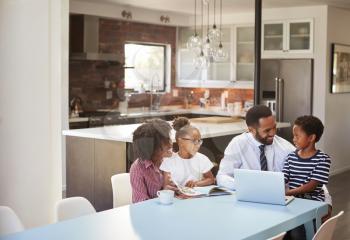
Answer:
[{"left": 70, "top": 15, "right": 120, "bottom": 62}]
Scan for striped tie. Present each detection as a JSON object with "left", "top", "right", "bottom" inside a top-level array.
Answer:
[{"left": 259, "top": 145, "right": 268, "bottom": 171}]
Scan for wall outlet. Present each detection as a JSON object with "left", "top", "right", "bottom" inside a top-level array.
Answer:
[
  {"left": 106, "top": 90, "right": 113, "bottom": 100},
  {"left": 172, "top": 89, "right": 178, "bottom": 97},
  {"left": 204, "top": 89, "right": 210, "bottom": 99}
]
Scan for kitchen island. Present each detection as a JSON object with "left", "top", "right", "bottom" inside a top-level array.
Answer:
[{"left": 63, "top": 120, "right": 290, "bottom": 211}]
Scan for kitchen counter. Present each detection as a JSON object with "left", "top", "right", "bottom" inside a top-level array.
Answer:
[
  {"left": 118, "top": 108, "right": 241, "bottom": 118},
  {"left": 69, "top": 117, "right": 89, "bottom": 123},
  {"left": 63, "top": 121, "right": 291, "bottom": 142},
  {"left": 68, "top": 107, "right": 243, "bottom": 123}
]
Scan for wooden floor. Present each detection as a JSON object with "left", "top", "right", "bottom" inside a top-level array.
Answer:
[{"left": 328, "top": 170, "right": 350, "bottom": 239}]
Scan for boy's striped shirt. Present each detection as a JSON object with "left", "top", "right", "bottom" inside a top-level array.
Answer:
[{"left": 283, "top": 150, "right": 331, "bottom": 201}]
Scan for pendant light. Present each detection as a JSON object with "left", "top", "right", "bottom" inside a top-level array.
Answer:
[
  {"left": 208, "top": 0, "right": 221, "bottom": 43},
  {"left": 194, "top": 0, "right": 209, "bottom": 69},
  {"left": 203, "top": 0, "right": 215, "bottom": 58},
  {"left": 187, "top": 0, "right": 202, "bottom": 55},
  {"left": 213, "top": 0, "right": 228, "bottom": 62}
]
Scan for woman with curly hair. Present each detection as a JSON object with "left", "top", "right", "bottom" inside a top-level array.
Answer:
[{"left": 130, "top": 119, "right": 174, "bottom": 203}]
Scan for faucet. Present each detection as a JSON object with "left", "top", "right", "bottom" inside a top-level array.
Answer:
[{"left": 149, "top": 73, "right": 161, "bottom": 111}]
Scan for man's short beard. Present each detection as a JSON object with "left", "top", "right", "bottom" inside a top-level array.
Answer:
[{"left": 255, "top": 129, "right": 274, "bottom": 145}]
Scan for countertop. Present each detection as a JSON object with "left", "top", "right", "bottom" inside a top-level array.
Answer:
[
  {"left": 68, "top": 107, "right": 243, "bottom": 123},
  {"left": 63, "top": 121, "right": 291, "bottom": 143}
]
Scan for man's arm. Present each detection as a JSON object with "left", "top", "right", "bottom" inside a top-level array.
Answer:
[{"left": 216, "top": 148, "right": 242, "bottom": 190}]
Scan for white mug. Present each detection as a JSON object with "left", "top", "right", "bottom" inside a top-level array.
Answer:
[{"left": 157, "top": 190, "right": 174, "bottom": 205}]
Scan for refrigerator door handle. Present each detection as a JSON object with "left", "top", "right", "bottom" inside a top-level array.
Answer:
[
  {"left": 275, "top": 77, "right": 280, "bottom": 121},
  {"left": 277, "top": 78, "right": 284, "bottom": 122}
]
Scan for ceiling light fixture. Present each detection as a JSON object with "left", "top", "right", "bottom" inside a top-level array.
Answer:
[
  {"left": 187, "top": 0, "right": 202, "bottom": 55},
  {"left": 213, "top": 0, "right": 228, "bottom": 62}
]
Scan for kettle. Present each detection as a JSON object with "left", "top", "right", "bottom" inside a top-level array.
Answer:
[{"left": 70, "top": 96, "right": 83, "bottom": 117}]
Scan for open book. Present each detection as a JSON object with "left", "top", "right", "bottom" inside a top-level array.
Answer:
[{"left": 178, "top": 185, "right": 232, "bottom": 197}]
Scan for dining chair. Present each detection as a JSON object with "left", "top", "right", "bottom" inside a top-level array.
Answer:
[
  {"left": 111, "top": 173, "right": 132, "bottom": 208},
  {"left": 313, "top": 211, "right": 344, "bottom": 240},
  {"left": 54, "top": 197, "right": 96, "bottom": 222},
  {"left": 0, "top": 206, "right": 24, "bottom": 236},
  {"left": 268, "top": 232, "right": 286, "bottom": 240}
]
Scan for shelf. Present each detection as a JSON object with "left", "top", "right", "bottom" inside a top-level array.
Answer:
[
  {"left": 237, "top": 63, "right": 254, "bottom": 66},
  {"left": 290, "top": 34, "right": 310, "bottom": 38},
  {"left": 237, "top": 41, "right": 254, "bottom": 44},
  {"left": 264, "top": 35, "right": 283, "bottom": 39}
]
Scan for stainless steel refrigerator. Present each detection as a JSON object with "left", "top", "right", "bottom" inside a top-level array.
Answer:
[{"left": 260, "top": 59, "right": 313, "bottom": 142}]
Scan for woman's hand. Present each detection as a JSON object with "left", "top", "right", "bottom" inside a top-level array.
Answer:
[
  {"left": 164, "top": 185, "right": 178, "bottom": 192},
  {"left": 163, "top": 172, "right": 179, "bottom": 192}
]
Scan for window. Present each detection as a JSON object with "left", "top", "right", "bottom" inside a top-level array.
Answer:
[{"left": 124, "top": 43, "right": 167, "bottom": 92}]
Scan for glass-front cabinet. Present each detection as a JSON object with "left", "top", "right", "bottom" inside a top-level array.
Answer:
[
  {"left": 262, "top": 19, "right": 313, "bottom": 58},
  {"left": 263, "top": 22, "right": 284, "bottom": 51},
  {"left": 234, "top": 25, "right": 255, "bottom": 82},
  {"left": 288, "top": 20, "right": 312, "bottom": 51},
  {"left": 177, "top": 26, "right": 253, "bottom": 88}
]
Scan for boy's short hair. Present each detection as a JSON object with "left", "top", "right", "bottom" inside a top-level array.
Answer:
[
  {"left": 294, "top": 115, "right": 324, "bottom": 142},
  {"left": 245, "top": 105, "right": 273, "bottom": 127}
]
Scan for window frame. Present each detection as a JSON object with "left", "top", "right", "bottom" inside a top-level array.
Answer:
[{"left": 124, "top": 41, "right": 169, "bottom": 93}]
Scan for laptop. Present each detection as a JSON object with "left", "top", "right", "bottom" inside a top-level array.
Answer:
[{"left": 234, "top": 169, "right": 294, "bottom": 205}]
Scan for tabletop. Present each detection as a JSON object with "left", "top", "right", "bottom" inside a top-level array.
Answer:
[{"left": 1, "top": 194, "right": 327, "bottom": 240}]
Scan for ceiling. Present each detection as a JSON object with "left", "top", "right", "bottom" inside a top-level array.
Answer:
[{"left": 72, "top": 0, "right": 350, "bottom": 15}]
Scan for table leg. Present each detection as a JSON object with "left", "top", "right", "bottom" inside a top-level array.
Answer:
[{"left": 304, "top": 220, "right": 314, "bottom": 240}]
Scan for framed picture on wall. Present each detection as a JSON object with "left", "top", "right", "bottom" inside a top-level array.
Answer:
[{"left": 331, "top": 43, "right": 350, "bottom": 93}]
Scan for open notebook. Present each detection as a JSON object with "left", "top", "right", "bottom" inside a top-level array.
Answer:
[{"left": 177, "top": 185, "right": 232, "bottom": 197}]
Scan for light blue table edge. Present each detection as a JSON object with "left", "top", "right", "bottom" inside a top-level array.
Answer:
[
  {"left": 242, "top": 201, "right": 328, "bottom": 240},
  {"left": 0, "top": 196, "right": 329, "bottom": 240}
]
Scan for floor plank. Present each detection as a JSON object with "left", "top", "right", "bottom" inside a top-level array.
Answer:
[{"left": 328, "top": 170, "right": 350, "bottom": 239}]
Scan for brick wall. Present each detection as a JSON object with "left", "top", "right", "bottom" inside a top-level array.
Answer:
[{"left": 69, "top": 17, "right": 254, "bottom": 111}]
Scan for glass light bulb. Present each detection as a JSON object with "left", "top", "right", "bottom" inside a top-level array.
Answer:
[
  {"left": 202, "top": 38, "right": 215, "bottom": 57},
  {"left": 213, "top": 44, "right": 228, "bottom": 62},
  {"left": 194, "top": 52, "right": 210, "bottom": 69},
  {"left": 208, "top": 25, "right": 222, "bottom": 43},
  {"left": 187, "top": 34, "right": 202, "bottom": 53}
]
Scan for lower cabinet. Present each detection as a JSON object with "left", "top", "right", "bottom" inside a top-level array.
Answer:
[{"left": 66, "top": 136, "right": 127, "bottom": 211}]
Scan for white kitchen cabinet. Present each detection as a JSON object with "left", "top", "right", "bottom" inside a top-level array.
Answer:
[
  {"left": 233, "top": 25, "right": 255, "bottom": 83},
  {"left": 176, "top": 26, "right": 253, "bottom": 89},
  {"left": 262, "top": 19, "right": 313, "bottom": 58}
]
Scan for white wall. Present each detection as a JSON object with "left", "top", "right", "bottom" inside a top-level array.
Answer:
[
  {"left": 70, "top": 0, "right": 190, "bottom": 26},
  {"left": 0, "top": 0, "right": 69, "bottom": 228},
  {"left": 324, "top": 7, "right": 350, "bottom": 174}
]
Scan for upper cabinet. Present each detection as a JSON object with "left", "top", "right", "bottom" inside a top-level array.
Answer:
[
  {"left": 262, "top": 19, "right": 313, "bottom": 58},
  {"left": 176, "top": 26, "right": 253, "bottom": 89},
  {"left": 234, "top": 25, "right": 255, "bottom": 83},
  {"left": 176, "top": 19, "right": 314, "bottom": 88}
]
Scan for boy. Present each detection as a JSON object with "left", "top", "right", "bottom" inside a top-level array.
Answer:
[{"left": 283, "top": 115, "right": 331, "bottom": 202}]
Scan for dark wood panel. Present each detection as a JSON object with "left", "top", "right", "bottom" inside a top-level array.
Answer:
[
  {"left": 66, "top": 136, "right": 95, "bottom": 205},
  {"left": 94, "top": 139, "right": 126, "bottom": 211}
]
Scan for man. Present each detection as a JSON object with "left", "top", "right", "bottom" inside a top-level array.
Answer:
[{"left": 216, "top": 105, "right": 332, "bottom": 205}]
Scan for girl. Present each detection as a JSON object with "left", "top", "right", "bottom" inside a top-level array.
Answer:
[{"left": 160, "top": 117, "right": 215, "bottom": 188}]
